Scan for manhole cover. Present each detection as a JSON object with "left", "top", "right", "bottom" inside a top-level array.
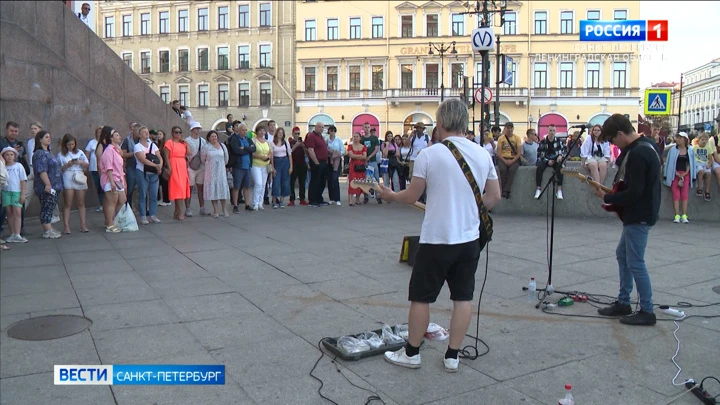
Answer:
[
  {"left": 6, "top": 315, "right": 92, "bottom": 341},
  {"left": 713, "top": 285, "right": 720, "bottom": 295}
]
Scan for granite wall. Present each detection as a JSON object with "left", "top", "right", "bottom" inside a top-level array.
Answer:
[{"left": 0, "top": 1, "right": 187, "bottom": 212}]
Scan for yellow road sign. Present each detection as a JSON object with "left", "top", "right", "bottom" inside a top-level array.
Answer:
[{"left": 644, "top": 89, "right": 671, "bottom": 115}]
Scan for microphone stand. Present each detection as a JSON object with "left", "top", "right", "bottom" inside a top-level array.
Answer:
[{"left": 533, "top": 127, "right": 586, "bottom": 308}]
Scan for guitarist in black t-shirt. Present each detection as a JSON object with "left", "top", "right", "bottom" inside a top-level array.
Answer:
[{"left": 593, "top": 114, "right": 661, "bottom": 326}]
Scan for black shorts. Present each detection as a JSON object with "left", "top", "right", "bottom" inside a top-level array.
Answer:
[{"left": 408, "top": 239, "right": 481, "bottom": 303}]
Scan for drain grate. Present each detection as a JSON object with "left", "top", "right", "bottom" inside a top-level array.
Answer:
[
  {"left": 6, "top": 315, "right": 92, "bottom": 341},
  {"left": 713, "top": 285, "right": 720, "bottom": 295}
]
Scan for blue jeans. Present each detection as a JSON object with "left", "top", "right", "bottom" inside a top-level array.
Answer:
[
  {"left": 616, "top": 224, "right": 653, "bottom": 312},
  {"left": 126, "top": 166, "right": 137, "bottom": 203},
  {"left": 136, "top": 169, "right": 159, "bottom": 217},
  {"left": 91, "top": 171, "right": 104, "bottom": 205},
  {"left": 272, "top": 156, "right": 291, "bottom": 197}
]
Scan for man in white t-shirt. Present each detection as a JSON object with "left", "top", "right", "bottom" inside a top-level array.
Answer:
[
  {"left": 185, "top": 121, "right": 208, "bottom": 216},
  {"left": 407, "top": 122, "right": 429, "bottom": 178},
  {"left": 376, "top": 98, "right": 501, "bottom": 374}
]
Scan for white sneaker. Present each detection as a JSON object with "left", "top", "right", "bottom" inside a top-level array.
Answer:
[
  {"left": 150, "top": 216, "right": 162, "bottom": 224},
  {"left": 443, "top": 357, "right": 459, "bottom": 373},
  {"left": 556, "top": 190, "right": 564, "bottom": 200},
  {"left": 258, "top": 205, "right": 265, "bottom": 211},
  {"left": 199, "top": 207, "right": 209, "bottom": 216},
  {"left": 185, "top": 209, "right": 193, "bottom": 217},
  {"left": 96, "top": 206, "right": 103, "bottom": 212},
  {"left": 51, "top": 215, "right": 60, "bottom": 224},
  {"left": 18, "top": 235, "right": 28, "bottom": 243},
  {"left": 43, "top": 230, "right": 61, "bottom": 239},
  {"left": 533, "top": 189, "right": 541, "bottom": 199},
  {"left": 139, "top": 216, "right": 149, "bottom": 225},
  {"left": 336, "top": 201, "right": 342, "bottom": 206},
  {"left": 383, "top": 348, "right": 421, "bottom": 369}
]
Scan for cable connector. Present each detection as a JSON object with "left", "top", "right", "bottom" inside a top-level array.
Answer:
[{"left": 686, "top": 380, "right": 717, "bottom": 405}]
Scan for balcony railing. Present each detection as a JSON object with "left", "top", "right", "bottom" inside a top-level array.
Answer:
[
  {"left": 530, "top": 87, "right": 639, "bottom": 97},
  {"left": 297, "top": 87, "right": 638, "bottom": 100}
]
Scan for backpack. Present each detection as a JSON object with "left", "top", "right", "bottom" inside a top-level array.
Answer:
[{"left": 225, "top": 134, "right": 237, "bottom": 168}]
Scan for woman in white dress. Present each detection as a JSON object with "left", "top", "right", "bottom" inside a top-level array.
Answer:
[
  {"left": 57, "top": 133, "right": 89, "bottom": 233},
  {"left": 201, "top": 130, "right": 230, "bottom": 217}
]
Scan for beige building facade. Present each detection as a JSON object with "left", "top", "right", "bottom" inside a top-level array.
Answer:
[
  {"left": 295, "top": 0, "right": 641, "bottom": 139},
  {"left": 679, "top": 57, "right": 720, "bottom": 134},
  {"left": 96, "top": 0, "right": 295, "bottom": 132}
]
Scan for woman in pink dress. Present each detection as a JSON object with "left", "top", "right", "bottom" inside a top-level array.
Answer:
[
  {"left": 162, "top": 126, "right": 190, "bottom": 220},
  {"left": 347, "top": 132, "right": 367, "bottom": 206}
]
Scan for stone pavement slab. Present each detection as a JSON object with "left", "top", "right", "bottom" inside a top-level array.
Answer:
[{"left": 1, "top": 193, "right": 718, "bottom": 405}]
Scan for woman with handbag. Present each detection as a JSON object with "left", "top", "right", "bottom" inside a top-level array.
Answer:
[
  {"left": 134, "top": 126, "right": 164, "bottom": 225},
  {"left": 32, "top": 131, "right": 64, "bottom": 238},
  {"left": 99, "top": 127, "right": 126, "bottom": 233},
  {"left": 201, "top": 130, "right": 230, "bottom": 217},
  {"left": 57, "top": 133, "right": 89, "bottom": 234},
  {"left": 162, "top": 126, "right": 191, "bottom": 220},
  {"left": 271, "top": 127, "right": 293, "bottom": 209},
  {"left": 250, "top": 124, "right": 272, "bottom": 211},
  {"left": 347, "top": 132, "right": 367, "bottom": 206},
  {"left": 155, "top": 130, "right": 172, "bottom": 206}
]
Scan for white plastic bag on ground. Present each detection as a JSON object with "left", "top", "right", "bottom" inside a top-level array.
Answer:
[
  {"left": 383, "top": 324, "right": 405, "bottom": 345},
  {"left": 424, "top": 323, "right": 449, "bottom": 341},
  {"left": 337, "top": 336, "right": 370, "bottom": 353},
  {"left": 113, "top": 203, "right": 139, "bottom": 232},
  {"left": 359, "top": 331, "right": 384, "bottom": 349}
]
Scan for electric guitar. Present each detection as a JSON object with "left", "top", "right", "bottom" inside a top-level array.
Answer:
[
  {"left": 349, "top": 178, "right": 426, "bottom": 211},
  {"left": 561, "top": 169, "right": 624, "bottom": 221}
]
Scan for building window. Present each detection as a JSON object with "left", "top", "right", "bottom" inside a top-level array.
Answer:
[
  {"left": 159, "top": 50, "right": 169, "bottom": 73},
  {"left": 304, "top": 67, "right": 316, "bottom": 91},
  {"left": 259, "top": 44, "right": 271, "bottom": 68},
  {"left": 401, "top": 64, "right": 413, "bottom": 89},
  {"left": 217, "top": 47, "right": 229, "bottom": 70},
  {"left": 198, "top": 48, "right": 208, "bottom": 71},
  {"left": 326, "top": 67, "right": 338, "bottom": 91},
  {"left": 104, "top": 16, "right": 114, "bottom": 38},
  {"left": 614, "top": 10, "right": 627, "bottom": 21},
  {"left": 198, "top": 8, "right": 208, "bottom": 31},
  {"left": 179, "top": 85, "right": 189, "bottom": 107},
  {"left": 178, "top": 49, "right": 189, "bottom": 72},
  {"left": 140, "top": 51, "right": 150, "bottom": 74},
  {"left": 238, "top": 83, "right": 250, "bottom": 106},
  {"left": 238, "top": 45, "right": 250, "bottom": 69},
  {"left": 349, "top": 66, "right": 361, "bottom": 91},
  {"left": 372, "top": 17, "right": 383, "bottom": 38},
  {"left": 260, "top": 82, "right": 271, "bottom": 106},
  {"left": 122, "top": 52, "right": 132, "bottom": 69},
  {"left": 372, "top": 65, "right": 383, "bottom": 90},
  {"left": 533, "top": 62, "right": 547, "bottom": 88},
  {"left": 178, "top": 10, "right": 188, "bottom": 32},
  {"left": 238, "top": 4, "right": 249, "bottom": 28},
  {"left": 503, "top": 12, "right": 516, "bottom": 35},
  {"left": 613, "top": 62, "right": 627, "bottom": 88},
  {"left": 560, "top": 11, "right": 573, "bottom": 34},
  {"left": 451, "top": 63, "right": 464, "bottom": 88},
  {"left": 401, "top": 15, "right": 413, "bottom": 38},
  {"left": 305, "top": 20, "right": 316, "bottom": 41},
  {"left": 586, "top": 62, "right": 600, "bottom": 88},
  {"left": 122, "top": 15, "right": 131, "bottom": 37},
  {"left": 198, "top": 85, "right": 209, "bottom": 107},
  {"left": 140, "top": 13, "right": 150, "bottom": 35},
  {"left": 327, "top": 18, "right": 339, "bottom": 40},
  {"left": 160, "top": 86, "right": 170, "bottom": 103},
  {"left": 587, "top": 10, "right": 600, "bottom": 20},
  {"left": 350, "top": 17, "right": 361, "bottom": 39},
  {"left": 425, "top": 64, "right": 438, "bottom": 89},
  {"left": 426, "top": 14, "right": 438, "bottom": 37},
  {"left": 560, "top": 62, "right": 573, "bottom": 88},
  {"left": 159, "top": 11, "right": 169, "bottom": 34},
  {"left": 259, "top": 3, "right": 271, "bottom": 27},
  {"left": 218, "top": 6, "right": 228, "bottom": 30},
  {"left": 218, "top": 84, "right": 229, "bottom": 106},
  {"left": 451, "top": 14, "right": 464, "bottom": 36},
  {"left": 534, "top": 11, "right": 547, "bottom": 34}
]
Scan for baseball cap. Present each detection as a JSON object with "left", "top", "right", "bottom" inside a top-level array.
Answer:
[
  {"left": 676, "top": 131, "right": 689, "bottom": 140},
  {"left": 292, "top": 126, "right": 300, "bottom": 133},
  {"left": 414, "top": 122, "right": 426, "bottom": 129}
]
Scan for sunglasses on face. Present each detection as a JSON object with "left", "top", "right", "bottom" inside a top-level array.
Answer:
[{"left": 174, "top": 131, "right": 182, "bottom": 134}]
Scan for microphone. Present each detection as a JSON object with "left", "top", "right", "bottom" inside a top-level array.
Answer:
[{"left": 569, "top": 124, "right": 587, "bottom": 129}]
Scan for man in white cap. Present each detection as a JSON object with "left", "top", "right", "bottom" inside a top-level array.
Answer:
[{"left": 185, "top": 121, "right": 208, "bottom": 216}]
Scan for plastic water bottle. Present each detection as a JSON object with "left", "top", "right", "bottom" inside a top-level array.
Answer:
[
  {"left": 528, "top": 277, "right": 536, "bottom": 302},
  {"left": 558, "top": 384, "right": 575, "bottom": 405}
]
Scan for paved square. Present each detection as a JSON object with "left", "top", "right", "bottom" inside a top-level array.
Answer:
[{"left": 1, "top": 193, "right": 718, "bottom": 405}]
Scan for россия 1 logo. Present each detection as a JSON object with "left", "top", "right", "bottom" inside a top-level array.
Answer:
[{"left": 580, "top": 20, "right": 668, "bottom": 42}]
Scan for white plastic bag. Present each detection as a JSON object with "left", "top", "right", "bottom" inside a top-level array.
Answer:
[
  {"left": 337, "top": 336, "right": 370, "bottom": 354},
  {"left": 382, "top": 324, "right": 405, "bottom": 345},
  {"left": 113, "top": 203, "right": 139, "bottom": 232},
  {"left": 424, "top": 323, "right": 449, "bottom": 341},
  {"left": 359, "top": 331, "right": 384, "bottom": 349}
]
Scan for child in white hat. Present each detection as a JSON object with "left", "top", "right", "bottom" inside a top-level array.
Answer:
[{"left": 1, "top": 147, "right": 28, "bottom": 243}]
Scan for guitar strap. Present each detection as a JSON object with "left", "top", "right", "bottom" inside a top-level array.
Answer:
[
  {"left": 614, "top": 142, "right": 659, "bottom": 185},
  {"left": 442, "top": 140, "right": 493, "bottom": 246}
]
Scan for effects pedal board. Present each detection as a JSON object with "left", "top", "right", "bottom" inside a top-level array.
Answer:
[{"left": 685, "top": 380, "right": 717, "bottom": 405}]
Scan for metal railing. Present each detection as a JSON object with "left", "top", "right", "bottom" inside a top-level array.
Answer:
[{"left": 296, "top": 87, "right": 636, "bottom": 100}]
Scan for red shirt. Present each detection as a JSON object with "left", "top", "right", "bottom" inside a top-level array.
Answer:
[
  {"left": 289, "top": 138, "right": 307, "bottom": 166},
  {"left": 304, "top": 131, "right": 328, "bottom": 162}
]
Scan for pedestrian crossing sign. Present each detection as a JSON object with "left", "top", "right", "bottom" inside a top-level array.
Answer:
[{"left": 644, "top": 89, "right": 671, "bottom": 115}]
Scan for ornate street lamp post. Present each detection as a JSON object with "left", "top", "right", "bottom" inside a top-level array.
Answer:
[{"left": 428, "top": 41, "right": 457, "bottom": 102}]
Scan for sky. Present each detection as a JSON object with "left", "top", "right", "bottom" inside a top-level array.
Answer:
[{"left": 639, "top": 1, "right": 720, "bottom": 88}]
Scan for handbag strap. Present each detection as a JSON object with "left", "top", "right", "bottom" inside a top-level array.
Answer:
[{"left": 441, "top": 139, "right": 493, "bottom": 241}]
